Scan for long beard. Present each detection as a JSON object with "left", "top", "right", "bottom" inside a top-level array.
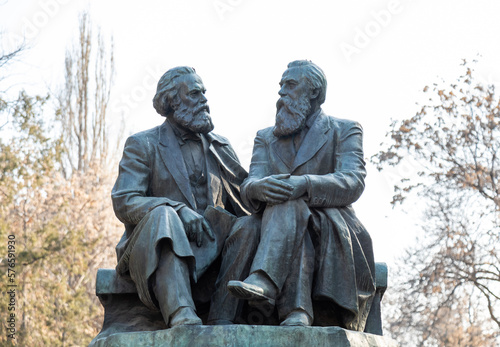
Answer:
[
  {"left": 273, "top": 95, "right": 311, "bottom": 137},
  {"left": 173, "top": 104, "right": 214, "bottom": 134}
]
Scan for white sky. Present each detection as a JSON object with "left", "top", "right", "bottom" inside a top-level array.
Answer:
[{"left": 2, "top": 0, "right": 500, "bottom": 268}]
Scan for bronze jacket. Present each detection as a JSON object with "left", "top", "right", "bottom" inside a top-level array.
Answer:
[
  {"left": 241, "top": 110, "right": 376, "bottom": 331},
  {"left": 112, "top": 119, "right": 248, "bottom": 274}
]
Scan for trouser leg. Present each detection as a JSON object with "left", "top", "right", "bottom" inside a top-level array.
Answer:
[
  {"left": 277, "top": 231, "right": 314, "bottom": 321},
  {"left": 208, "top": 215, "right": 261, "bottom": 323},
  {"left": 153, "top": 242, "right": 195, "bottom": 326},
  {"left": 250, "top": 199, "right": 311, "bottom": 292}
]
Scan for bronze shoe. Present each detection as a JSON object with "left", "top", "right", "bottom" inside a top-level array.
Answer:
[
  {"left": 227, "top": 280, "right": 276, "bottom": 311},
  {"left": 169, "top": 307, "right": 202, "bottom": 327},
  {"left": 280, "top": 310, "right": 313, "bottom": 327}
]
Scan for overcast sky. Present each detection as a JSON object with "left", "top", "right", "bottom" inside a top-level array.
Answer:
[{"left": 2, "top": 0, "right": 500, "bottom": 266}]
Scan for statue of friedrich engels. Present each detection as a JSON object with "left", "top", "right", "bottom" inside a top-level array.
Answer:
[{"left": 211, "top": 60, "right": 377, "bottom": 331}]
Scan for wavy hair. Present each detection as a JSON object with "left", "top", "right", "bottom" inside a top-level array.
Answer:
[{"left": 152, "top": 66, "right": 196, "bottom": 117}]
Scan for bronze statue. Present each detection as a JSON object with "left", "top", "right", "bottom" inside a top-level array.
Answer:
[
  {"left": 111, "top": 66, "right": 252, "bottom": 328},
  {"left": 211, "top": 60, "right": 376, "bottom": 331}
]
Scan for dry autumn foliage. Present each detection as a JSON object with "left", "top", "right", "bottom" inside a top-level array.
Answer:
[
  {"left": 0, "top": 13, "right": 121, "bottom": 346},
  {"left": 0, "top": 93, "right": 120, "bottom": 346},
  {"left": 373, "top": 61, "right": 500, "bottom": 346}
]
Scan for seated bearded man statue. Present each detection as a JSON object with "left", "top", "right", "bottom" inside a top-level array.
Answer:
[
  {"left": 111, "top": 66, "right": 254, "bottom": 328},
  {"left": 210, "top": 60, "right": 377, "bottom": 331}
]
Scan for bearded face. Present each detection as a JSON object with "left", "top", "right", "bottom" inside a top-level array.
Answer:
[
  {"left": 273, "top": 93, "right": 312, "bottom": 137},
  {"left": 172, "top": 102, "right": 214, "bottom": 134},
  {"left": 170, "top": 73, "right": 214, "bottom": 134}
]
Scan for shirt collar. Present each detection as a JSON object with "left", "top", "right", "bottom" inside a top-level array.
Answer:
[{"left": 168, "top": 119, "right": 202, "bottom": 145}]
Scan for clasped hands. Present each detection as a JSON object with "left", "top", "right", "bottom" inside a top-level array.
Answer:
[
  {"left": 178, "top": 206, "right": 215, "bottom": 247},
  {"left": 248, "top": 174, "right": 308, "bottom": 205},
  {"left": 177, "top": 174, "right": 307, "bottom": 245}
]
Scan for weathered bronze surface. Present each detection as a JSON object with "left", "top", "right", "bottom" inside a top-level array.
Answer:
[
  {"left": 111, "top": 66, "right": 250, "bottom": 328},
  {"left": 99, "top": 62, "right": 382, "bottom": 342},
  {"left": 210, "top": 60, "right": 377, "bottom": 332}
]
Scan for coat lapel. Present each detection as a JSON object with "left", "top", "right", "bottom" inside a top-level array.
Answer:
[
  {"left": 206, "top": 133, "right": 245, "bottom": 182},
  {"left": 206, "top": 133, "right": 250, "bottom": 216},
  {"left": 158, "top": 121, "right": 197, "bottom": 209},
  {"left": 270, "top": 136, "right": 294, "bottom": 170},
  {"left": 291, "top": 112, "right": 330, "bottom": 172},
  {"left": 202, "top": 135, "right": 223, "bottom": 207}
]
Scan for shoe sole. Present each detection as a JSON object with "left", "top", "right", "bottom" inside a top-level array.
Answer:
[{"left": 227, "top": 281, "right": 276, "bottom": 311}]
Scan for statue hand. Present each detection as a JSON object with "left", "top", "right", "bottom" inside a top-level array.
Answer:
[
  {"left": 280, "top": 175, "right": 308, "bottom": 200},
  {"left": 248, "top": 174, "right": 293, "bottom": 205},
  {"left": 178, "top": 207, "right": 215, "bottom": 247}
]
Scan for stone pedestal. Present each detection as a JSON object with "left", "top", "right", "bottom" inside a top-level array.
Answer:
[
  {"left": 90, "top": 325, "right": 397, "bottom": 347},
  {"left": 90, "top": 264, "right": 392, "bottom": 346}
]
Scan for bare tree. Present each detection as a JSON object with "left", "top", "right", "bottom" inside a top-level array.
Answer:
[
  {"left": 0, "top": 42, "right": 24, "bottom": 70},
  {"left": 373, "top": 60, "right": 500, "bottom": 346},
  {"left": 0, "top": 13, "right": 121, "bottom": 346},
  {"left": 0, "top": 36, "right": 26, "bottom": 129},
  {"left": 56, "top": 11, "right": 115, "bottom": 176}
]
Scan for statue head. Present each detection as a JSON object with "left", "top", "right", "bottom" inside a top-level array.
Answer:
[
  {"left": 274, "top": 60, "right": 327, "bottom": 137},
  {"left": 153, "top": 66, "right": 213, "bottom": 134}
]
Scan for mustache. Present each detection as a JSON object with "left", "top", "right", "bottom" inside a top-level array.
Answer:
[
  {"left": 173, "top": 106, "right": 214, "bottom": 134},
  {"left": 195, "top": 104, "right": 210, "bottom": 115},
  {"left": 276, "top": 96, "right": 291, "bottom": 111}
]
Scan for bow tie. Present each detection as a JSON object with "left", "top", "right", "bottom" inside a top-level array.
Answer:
[{"left": 180, "top": 133, "right": 202, "bottom": 143}]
